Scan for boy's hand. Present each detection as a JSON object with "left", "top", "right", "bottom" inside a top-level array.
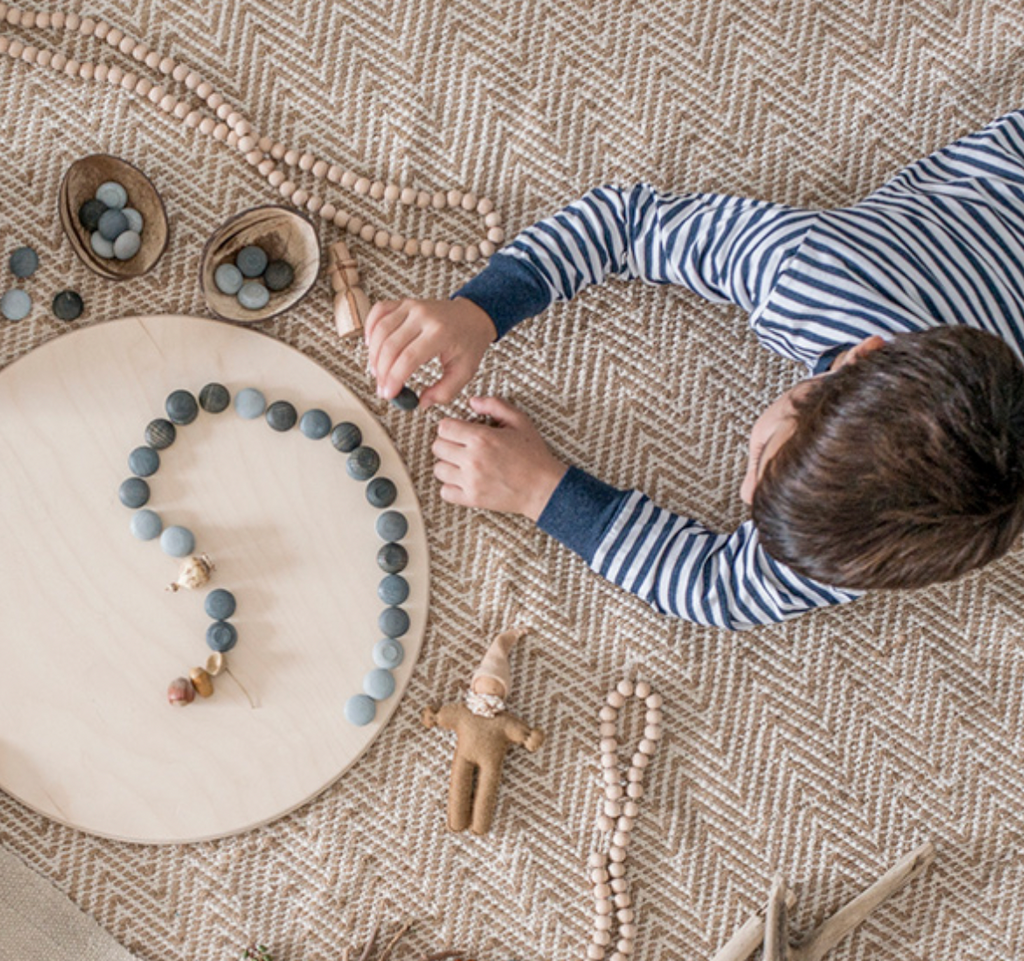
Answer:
[
  {"left": 364, "top": 297, "right": 497, "bottom": 408},
  {"left": 432, "top": 397, "right": 568, "bottom": 521}
]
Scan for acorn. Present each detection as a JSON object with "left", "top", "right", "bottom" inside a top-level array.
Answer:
[
  {"left": 189, "top": 666, "right": 214, "bottom": 698},
  {"left": 167, "top": 676, "right": 195, "bottom": 707},
  {"left": 166, "top": 553, "right": 215, "bottom": 592}
]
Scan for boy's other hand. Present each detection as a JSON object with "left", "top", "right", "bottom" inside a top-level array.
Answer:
[
  {"left": 432, "top": 397, "right": 568, "bottom": 521},
  {"left": 364, "top": 297, "right": 497, "bottom": 408}
]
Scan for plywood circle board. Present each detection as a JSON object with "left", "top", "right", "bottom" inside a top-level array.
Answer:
[{"left": 0, "top": 315, "right": 429, "bottom": 844}]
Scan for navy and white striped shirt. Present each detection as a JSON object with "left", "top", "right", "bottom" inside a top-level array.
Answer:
[{"left": 456, "top": 109, "right": 1024, "bottom": 630}]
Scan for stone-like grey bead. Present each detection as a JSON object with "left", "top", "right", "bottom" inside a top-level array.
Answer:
[
  {"left": 95, "top": 181, "right": 128, "bottom": 209},
  {"left": 379, "top": 606, "right": 410, "bottom": 638},
  {"left": 344, "top": 693, "right": 376, "bottom": 726},
  {"left": 347, "top": 446, "right": 380, "bottom": 481},
  {"left": 128, "top": 445, "right": 159, "bottom": 477},
  {"left": 214, "top": 263, "right": 243, "bottom": 295},
  {"left": 204, "top": 588, "right": 237, "bottom": 620},
  {"left": 378, "top": 573, "right": 409, "bottom": 605},
  {"left": 51, "top": 290, "right": 84, "bottom": 322},
  {"left": 299, "top": 409, "right": 331, "bottom": 439},
  {"left": 145, "top": 418, "right": 176, "bottom": 449},
  {"left": 165, "top": 389, "right": 199, "bottom": 425},
  {"left": 78, "top": 198, "right": 107, "bottom": 231},
  {"left": 1, "top": 289, "right": 31, "bottom": 321},
  {"left": 90, "top": 231, "right": 114, "bottom": 258},
  {"left": 375, "top": 510, "right": 408, "bottom": 542},
  {"left": 234, "top": 387, "right": 266, "bottom": 419},
  {"left": 130, "top": 508, "right": 162, "bottom": 540},
  {"left": 373, "top": 637, "right": 405, "bottom": 669},
  {"left": 237, "top": 280, "right": 270, "bottom": 311},
  {"left": 122, "top": 207, "right": 144, "bottom": 233},
  {"left": 160, "top": 525, "right": 195, "bottom": 557},
  {"left": 98, "top": 208, "right": 129, "bottom": 241},
  {"left": 113, "top": 230, "right": 142, "bottom": 261},
  {"left": 236, "top": 245, "right": 268, "bottom": 278},
  {"left": 363, "top": 667, "right": 396, "bottom": 701},
  {"left": 199, "top": 382, "right": 231, "bottom": 413},
  {"left": 118, "top": 476, "right": 150, "bottom": 508},
  {"left": 377, "top": 542, "right": 408, "bottom": 574},
  {"left": 390, "top": 386, "right": 419, "bottom": 411},
  {"left": 206, "top": 619, "right": 238, "bottom": 653},
  {"left": 264, "top": 259, "right": 294, "bottom": 291},
  {"left": 330, "top": 421, "right": 361, "bottom": 452},
  {"left": 9, "top": 246, "right": 38, "bottom": 278},
  {"left": 266, "top": 400, "right": 297, "bottom": 431},
  {"left": 366, "top": 477, "right": 397, "bottom": 508}
]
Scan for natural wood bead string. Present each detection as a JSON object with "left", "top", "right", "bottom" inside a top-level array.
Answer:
[{"left": 0, "top": 3, "right": 503, "bottom": 262}]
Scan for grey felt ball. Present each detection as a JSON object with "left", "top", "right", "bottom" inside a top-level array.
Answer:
[
  {"left": 204, "top": 588, "right": 237, "bottom": 620},
  {"left": 128, "top": 446, "right": 160, "bottom": 477},
  {"left": 266, "top": 400, "right": 298, "bottom": 432},
  {"left": 376, "top": 511, "right": 408, "bottom": 542},
  {"left": 299, "top": 409, "right": 331, "bottom": 439},
  {"left": 377, "top": 542, "right": 408, "bottom": 574},
  {"left": 95, "top": 181, "right": 128, "bottom": 209},
  {"left": 234, "top": 387, "right": 266, "bottom": 419},
  {"left": 118, "top": 476, "right": 150, "bottom": 508},
  {"left": 206, "top": 619, "right": 238, "bottom": 653},
  {"left": 90, "top": 232, "right": 114, "bottom": 258},
  {"left": 130, "top": 509, "right": 162, "bottom": 540},
  {"left": 98, "top": 208, "right": 129, "bottom": 242},
  {"left": 160, "top": 525, "right": 195, "bottom": 557},
  {"left": 214, "top": 263, "right": 243, "bottom": 295},
  {"left": 51, "top": 290, "right": 84, "bottom": 322},
  {"left": 113, "top": 230, "right": 141, "bottom": 260},
  {"left": 122, "top": 207, "right": 144, "bottom": 233},
  {"left": 390, "top": 386, "right": 419, "bottom": 411},
  {"left": 330, "top": 421, "right": 361, "bottom": 453},
  {"left": 9, "top": 246, "right": 39, "bottom": 278},
  {"left": 237, "top": 280, "right": 270, "bottom": 311},
  {"left": 165, "top": 389, "right": 199, "bottom": 425},
  {"left": 1, "top": 289, "right": 31, "bottom": 321},
  {"left": 346, "top": 446, "right": 380, "bottom": 481},
  {"left": 366, "top": 477, "right": 397, "bottom": 508},
  {"left": 199, "top": 382, "right": 231, "bottom": 413},
  {"left": 263, "top": 259, "right": 294, "bottom": 291},
  {"left": 379, "top": 606, "right": 410, "bottom": 638},
  {"left": 373, "top": 637, "right": 405, "bottom": 670},
  {"left": 363, "top": 668, "right": 396, "bottom": 701},
  {"left": 236, "top": 245, "right": 268, "bottom": 278},
  {"left": 377, "top": 574, "right": 409, "bottom": 606},
  {"left": 145, "top": 418, "right": 176, "bottom": 449},
  {"left": 344, "top": 693, "right": 376, "bottom": 726}
]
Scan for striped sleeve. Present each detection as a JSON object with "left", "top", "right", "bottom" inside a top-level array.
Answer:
[
  {"left": 455, "top": 184, "right": 815, "bottom": 337},
  {"left": 538, "top": 467, "right": 862, "bottom": 630}
]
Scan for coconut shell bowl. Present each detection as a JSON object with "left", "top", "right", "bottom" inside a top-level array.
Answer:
[
  {"left": 199, "top": 205, "right": 321, "bottom": 323},
  {"left": 59, "top": 154, "right": 169, "bottom": 281}
]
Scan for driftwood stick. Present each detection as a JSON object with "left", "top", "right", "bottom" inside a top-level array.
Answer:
[
  {"left": 709, "top": 887, "right": 797, "bottom": 961},
  {"left": 792, "top": 841, "right": 936, "bottom": 961},
  {"left": 763, "top": 874, "right": 792, "bottom": 961}
]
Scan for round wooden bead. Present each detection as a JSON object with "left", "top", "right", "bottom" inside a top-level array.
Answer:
[
  {"left": 617, "top": 908, "right": 634, "bottom": 924},
  {"left": 378, "top": 606, "right": 409, "bottom": 638},
  {"left": 631, "top": 752, "right": 649, "bottom": 769},
  {"left": 611, "top": 878, "right": 629, "bottom": 895},
  {"left": 206, "top": 619, "right": 238, "bottom": 652},
  {"left": 130, "top": 509, "right": 162, "bottom": 540},
  {"left": 594, "top": 882, "right": 611, "bottom": 899},
  {"left": 268, "top": 170, "right": 285, "bottom": 187},
  {"left": 344, "top": 694, "right": 376, "bottom": 726},
  {"left": 144, "top": 50, "right": 160, "bottom": 69},
  {"left": 257, "top": 157, "right": 275, "bottom": 176},
  {"left": 622, "top": 801, "right": 639, "bottom": 818},
  {"left": 235, "top": 119, "right": 252, "bottom": 137},
  {"left": 158, "top": 56, "right": 175, "bottom": 74},
  {"left": 595, "top": 898, "right": 612, "bottom": 916},
  {"left": 199, "top": 382, "right": 230, "bottom": 413},
  {"left": 205, "top": 589, "right": 237, "bottom": 620},
  {"left": 145, "top": 418, "right": 176, "bottom": 449},
  {"left": 608, "top": 846, "right": 626, "bottom": 863},
  {"left": 327, "top": 165, "right": 343, "bottom": 183},
  {"left": 20, "top": 46, "right": 37, "bottom": 64},
  {"left": 291, "top": 189, "right": 309, "bottom": 207},
  {"left": 160, "top": 525, "right": 195, "bottom": 558},
  {"left": 354, "top": 177, "right": 371, "bottom": 195},
  {"left": 279, "top": 181, "right": 296, "bottom": 199},
  {"left": 603, "top": 768, "right": 619, "bottom": 785},
  {"left": 484, "top": 212, "right": 503, "bottom": 228},
  {"left": 370, "top": 181, "right": 385, "bottom": 200},
  {"left": 347, "top": 446, "right": 380, "bottom": 481},
  {"left": 363, "top": 667, "right": 395, "bottom": 701},
  {"left": 419, "top": 239, "right": 434, "bottom": 257},
  {"left": 118, "top": 477, "right": 150, "bottom": 508},
  {"left": 614, "top": 892, "right": 632, "bottom": 909},
  {"left": 587, "top": 946, "right": 603, "bottom": 960},
  {"left": 234, "top": 387, "right": 266, "bottom": 419},
  {"left": 319, "top": 203, "right": 337, "bottom": 222},
  {"left": 600, "top": 736, "right": 617, "bottom": 753},
  {"left": 265, "top": 400, "right": 298, "bottom": 431},
  {"left": 593, "top": 929, "right": 611, "bottom": 947},
  {"left": 601, "top": 753, "right": 617, "bottom": 769},
  {"left": 617, "top": 940, "right": 634, "bottom": 956},
  {"left": 159, "top": 94, "right": 176, "bottom": 113},
  {"left": 599, "top": 721, "right": 617, "bottom": 737},
  {"left": 617, "top": 679, "right": 634, "bottom": 697},
  {"left": 627, "top": 782, "right": 644, "bottom": 799},
  {"left": 594, "top": 916, "right": 613, "bottom": 932},
  {"left": 378, "top": 574, "right": 410, "bottom": 606},
  {"left": 359, "top": 224, "right": 375, "bottom": 243},
  {"left": 599, "top": 705, "right": 617, "bottom": 722},
  {"left": 634, "top": 681, "right": 652, "bottom": 699},
  {"left": 431, "top": 191, "right": 446, "bottom": 209},
  {"left": 646, "top": 693, "right": 663, "bottom": 709},
  {"left": 377, "top": 542, "right": 408, "bottom": 574},
  {"left": 603, "top": 800, "right": 620, "bottom": 818},
  {"left": 627, "top": 767, "right": 643, "bottom": 782},
  {"left": 591, "top": 866, "right": 609, "bottom": 885},
  {"left": 639, "top": 738, "right": 656, "bottom": 755},
  {"left": 644, "top": 724, "right": 662, "bottom": 741},
  {"left": 341, "top": 171, "right": 358, "bottom": 188},
  {"left": 403, "top": 239, "right": 419, "bottom": 257},
  {"left": 588, "top": 853, "right": 608, "bottom": 868},
  {"left": 607, "top": 690, "right": 625, "bottom": 708},
  {"left": 434, "top": 241, "right": 450, "bottom": 259},
  {"left": 480, "top": 240, "right": 497, "bottom": 257},
  {"left": 376, "top": 510, "right": 408, "bottom": 541},
  {"left": 608, "top": 862, "right": 626, "bottom": 878},
  {"left": 465, "top": 245, "right": 481, "bottom": 263},
  {"left": 646, "top": 709, "right": 662, "bottom": 726},
  {"left": 311, "top": 160, "right": 328, "bottom": 178},
  {"left": 619, "top": 923, "right": 636, "bottom": 939},
  {"left": 107, "top": 64, "right": 124, "bottom": 85},
  {"left": 330, "top": 421, "right": 361, "bottom": 452},
  {"left": 616, "top": 816, "right": 634, "bottom": 833},
  {"left": 128, "top": 446, "right": 159, "bottom": 477},
  {"left": 605, "top": 783, "right": 623, "bottom": 800},
  {"left": 166, "top": 389, "right": 199, "bottom": 425}
]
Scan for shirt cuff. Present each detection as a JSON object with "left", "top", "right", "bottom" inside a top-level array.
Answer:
[
  {"left": 537, "top": 466, "right": 629, "bottom": 563},
  {"left": 453, "top": 252, "right": 553, "bottom": 338}
]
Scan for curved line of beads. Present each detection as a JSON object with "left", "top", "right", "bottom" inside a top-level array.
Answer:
[{"left": 0, "top": 4, "right": 504, "bottom": 262}]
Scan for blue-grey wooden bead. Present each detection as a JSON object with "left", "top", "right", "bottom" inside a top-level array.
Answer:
[
  {"left": 330, "top": 421, "right": 361, "bottom": 452},
  {"left": 376, "top": 511, "right": 408, "bottom": 541},
  {"left": 373, "top": 637, "right": 405, "bottom": 669},
  {"left": 161, "top": 525, "right": 195, "bottom": 557},
  {"left": 90, "top": 231, "right": 114, "bottom": 258},
  {"left": 98, "top": 208, "right": 129, "bottom": 241},
  {"left": 51, "top": 290, "right": 84, "bottom": 322},
  {"left": 204, "top": 588, "right": 236, "bottom": 620},
  {"left": 377, "top": 542, "right": 408, "bottom": 574},
  {"left": 238, "top": 280, "right": 269, "bottom": 311},
  {"left": 214, "top": 263, "right": 243, "bottom": 295},
  {"left": 264, "top": 259, "right": 294, "bottom": 291},
  {"left": 236, "top": 245, "right": 268, "bottom": 277},
  {"left": 379, "top": 606, "right": 410, "bottom": 638},
  {"left": 95, "top": 181, "right": 128, "bottom": 209},
  {"left": 235, "top": 387, "right": 266, "bottom": 419},
  {"left": 122, "top": 208, "right": 144, "bottom": 233},
  {"left": 344, "top": 693, "right": 376, "bottom": 726},
  {"left": 165, "top": 389, "right": 199, "bottom": 425},
  {"left": 390, "top": 386, "right": 419, "bottom": 411},
  {"left": 1, "top": 289, "right": 31, "bottom": 321},
  {"left": 130, "top": 508, "right": 162, "bottom": 540},
  {"left": 113, "top": 230, "right": 142, "bottom": 261},
  {"left": 347, "top": 446, "right": 380, "bottom": 481},
  {"left": 266, "top": 400, "right": 297, "bottom": 431},
  {"left": 119, "top": 476, "right": 150, "bottom": 508},
  {"left": 366, "top": 477, "right": 397, "bottom": 508},
  {"left": 145, "top": 418, "right": 176, "bottom": 449},
  {"left": 378, "top": 574, "right": 409, "bottom": 605},
  {"left": 78, "top": 198, "right": 107, "bottom": 231},
  {"left": 206, "top": 619, "right": 238, "bottom": 652},
  {"left": 199, "top": 382, "right": 230, "bottom": 413},
  {"left": 128, "top": 445, "right": 159, "bottom": 477},
  {"left": 299, "top": 409, "right": 331, "bottom": 439},
  {"left": 363, "top": 667, "right": 396, "bottom": 701},
  {"left": 9, "top": 246, "right": 38, "bottom": 278}
]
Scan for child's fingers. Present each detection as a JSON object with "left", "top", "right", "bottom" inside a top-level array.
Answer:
[
  {"left": 375, "top": 327, "right": 424, "bottom": 398},
  {"left": 419, "top": 357, "right": 477, "bottom": 409},
  {"left": 438, "top": 483, "right": 471, "bottom": 507},
  {"left": 366, "top": 303, "right": 412, "bottom": 376},
  {"left": 363, "top": 299, "right": 402, "bottom": 346},
  {"left": 468, "top": 395, "right": 527, "bottom": 427},
  {"left": 431, "top": 436, "right": 467, "bottom": 464},
  {"left": 436, "top": 416, "right": 489, "bottom": 445},
  {"left": 432, "top": 460, "right": 462, "bottom": 486}
]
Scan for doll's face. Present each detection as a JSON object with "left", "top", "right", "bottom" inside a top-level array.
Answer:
[{"left": 472, "top": 675, "right": 506, "bottom": 697}]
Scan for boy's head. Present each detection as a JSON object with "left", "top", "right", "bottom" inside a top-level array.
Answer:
[{"left": 744, "top": 327, "right": 1024, "bottom": 590}]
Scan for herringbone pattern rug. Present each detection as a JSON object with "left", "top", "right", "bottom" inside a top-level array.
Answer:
[{"left": 2, "top": 1, "right": 1023, "bottom": 958}]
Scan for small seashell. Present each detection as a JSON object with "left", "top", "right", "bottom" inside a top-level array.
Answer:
[
  {"left": 189, "top": 666, "right": 214, "bottom": 697},
  {"left": 166, "top": 553, "right": 215, "bottom": 592},
  {"left": 167, "top": 676, "right": 194, "bottom": 706},
  {"left": 205, "top": 652, "right": 225, "bottom": 676}
]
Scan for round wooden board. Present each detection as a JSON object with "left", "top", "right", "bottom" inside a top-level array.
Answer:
[{"left": 0, "top": 315, "right": 429, "bottom": 844}]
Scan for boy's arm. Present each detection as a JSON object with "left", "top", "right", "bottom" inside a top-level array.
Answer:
[
  {"left": 539, "top": 467, "right": 863, "bottom": 630},
  {"left": 455, "top": 184, "right": 813, "bottom": 338}
]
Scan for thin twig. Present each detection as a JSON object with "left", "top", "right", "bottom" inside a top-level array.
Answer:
[
  {"left": 357, "top": 923, "right": 381, "bottom": 961},
  {"left": 378, "top": 920, "right": 415, "bottom": 961}
]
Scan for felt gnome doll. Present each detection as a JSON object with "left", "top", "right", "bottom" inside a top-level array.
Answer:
[{"left": 422, "top": 627, "right": 545, "bottom": 835}]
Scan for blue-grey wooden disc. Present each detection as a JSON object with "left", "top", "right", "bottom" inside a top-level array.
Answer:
[
  {"left": 375, "top": 511, "right": 408, "bottom": 541},
  {"left": 264, "top": 259, "right": 294, "bottom": 291},
  {"left": 144, "top": 418, "right": 176, "bottom": 449},
  {"left": 299, "top": 409, "right": 331, "bottom": 439},
  {"left": 130, "top": 508, "right": 162, "bottom": 540},
  {"left": 379, "top": 606, "right": 410, "bottom": 638},
  {"left": 95, "top": 181, "right": 128, "bottom": 209},
  {"left": 377, "top": 573, "right": 409, "bottom": 605},
  {"left": 373, "top": 637, "right": 405, "bottom": 669},
  {"left": 234, "top": 387, "right": 266, "bottom": 419},
  {"left": 199, "top": 382, "right": 231, "bottom": 413},
  {"left": 122, "top": 207, "right": 144, "bottom": 233},
  {"left": 98, "top": 208, "right": 129, "bottom": 242},
  {"left": 113, "top": 230, "right": 142, "bottom": 261},
  {"left": 78, "top": 198, "right": 106, "bottom": 231},
  {"left": 346, "top": 446, "right": 380, "bottom": 481},
  {"left": 214, "top": 263, "right": 243, "bottom": 295},
  {"left": 51, "top": 290, "right": 84, "bottom": 322},
  {"left": 90, "top": 231, "right": 114, "bottom": 259},
  {"left": 128, "top": 445, "right": 159, "bottom": 477},
  {"left": 236, "top": 245, "right": 269, "bottom": 278},
  {"left": 1, "top": 289, "right": 31, "bottom": 321},
  {"left": 8, "top": 246, "right": 39, "bottom": 278},
  {"left": 330, "top": 421, "right": 361, "bottom": 453},
  {"left": 344, "top": 693, "right": 376, "bottom": 726},
  {"left": 377, "top": 542, "right": 408, "bottom": 574},
  {"left": 390, "top": 386, "right": 419, "bottom": 411},
  {"left": 265, "top": 400, "right": 298, "bottom": 431},
  {"left": 118, "top": 476, "right": 150, "bottom": 508},
  {"left": 363, "top": 668, "right": 396, "bottom": 701},
  {"left": 366, "top": 477, "right": 397, "bottom": 508},
  {"left": 204, "top": 588, "right": 237, "bottom": 620},
  {"left": 160, "top": 525, "right": 195, "bottom": 557},
  {"left": 165, "top": 389, "right": 199, "bottom": 425},
  {"left": 206, "top": 620, "right": 238, "bottom": 653},
  {"left": 237, "top": 280, "right": 270, "bottom": 311}
]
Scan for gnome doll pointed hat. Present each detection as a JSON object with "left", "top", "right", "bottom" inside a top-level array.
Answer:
[{"left": 470, "top": 627, "right": 528, "bottom": 698}]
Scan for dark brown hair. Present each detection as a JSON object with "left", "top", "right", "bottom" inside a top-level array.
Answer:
[{"left": 752, "top": 327, "right": 1024, "bottom": 590}]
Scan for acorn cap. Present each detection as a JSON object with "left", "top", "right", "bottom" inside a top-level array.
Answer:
[{"left": 470, "top": 627, "right": 528, "bottom": 698}]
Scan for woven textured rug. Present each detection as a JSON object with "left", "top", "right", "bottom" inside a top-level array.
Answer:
[{"left": 2, "top": 1, "right": 1024, "bottom": 959}]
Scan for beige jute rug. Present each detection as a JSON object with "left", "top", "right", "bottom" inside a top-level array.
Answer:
[{"left": 2, "top": 1, "right": 1024, "bottom": 959}]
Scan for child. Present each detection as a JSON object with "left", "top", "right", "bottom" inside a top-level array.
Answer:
[{"left": 364, "top": 109, "right": 1024, "bottom": 630}]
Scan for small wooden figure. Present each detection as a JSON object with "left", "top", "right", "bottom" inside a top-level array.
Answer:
[
  {"left": 328, "top": 239, "right": 370, "bottom": 338},
  {"left": 422, "top": 627, "right": 544, "bottom": 835}
]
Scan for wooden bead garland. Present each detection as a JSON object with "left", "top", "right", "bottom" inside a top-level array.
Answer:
[{"left": 0, "top": 4, "right": 502, "bottom": 261}]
